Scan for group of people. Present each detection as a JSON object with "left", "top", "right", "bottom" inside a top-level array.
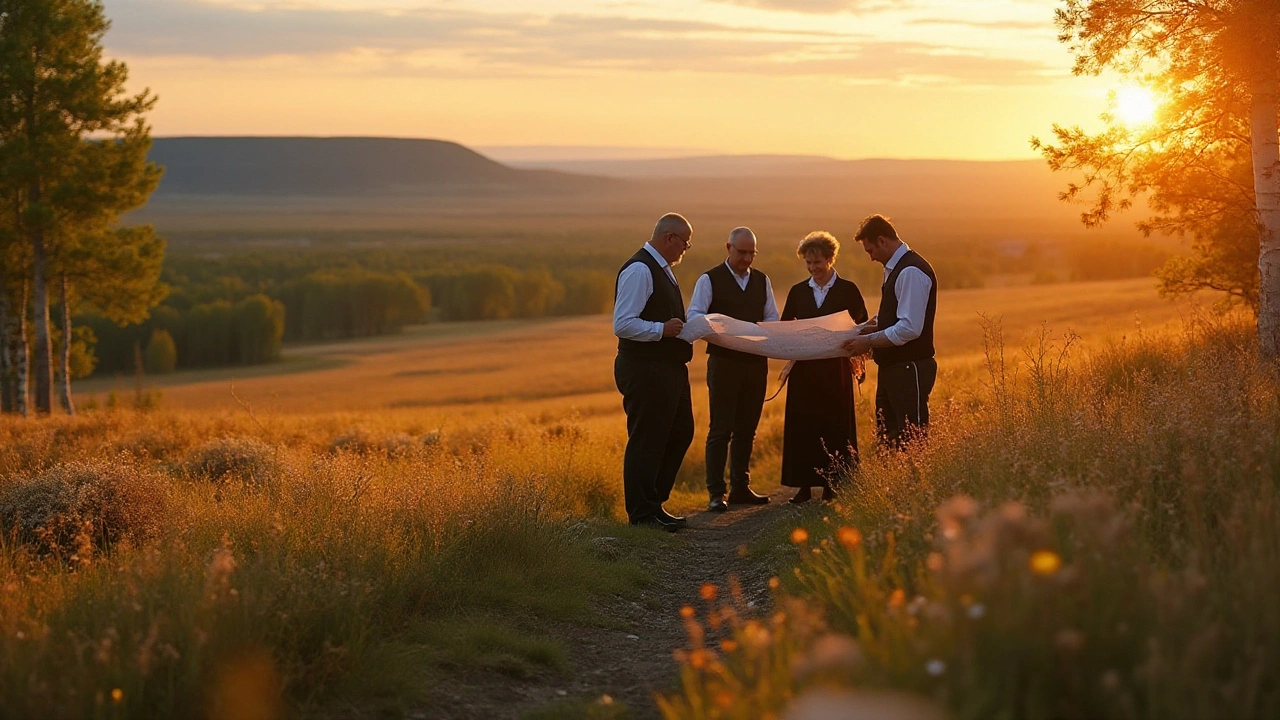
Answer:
[{"left": 612, "top": 212, "right": 938, "bottom": 531}]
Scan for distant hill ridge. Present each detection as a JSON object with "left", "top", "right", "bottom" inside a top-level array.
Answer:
[{"left": 148, "top": 137, "right": 599, "bottom": 196}]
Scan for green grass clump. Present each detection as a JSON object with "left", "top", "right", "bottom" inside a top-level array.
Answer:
[{"left": 664, "top": 319, "right": 1280, "bottom": 720}]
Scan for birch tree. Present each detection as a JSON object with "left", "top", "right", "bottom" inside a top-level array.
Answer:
[
  {"left": 0, "top": 0, "right": 163, "bottom": 413},
  {"left": 1034, "top": 0, "right": 1280, "bottom": 356}
]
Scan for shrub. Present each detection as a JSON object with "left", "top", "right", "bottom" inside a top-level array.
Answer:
[
  {"left": 0, "top": 460, "right": 168, "bottom": 556},
  {"left": 330, "top": 428, "right": 417, "bottom": 457},
  {"left": 185, "top": 437, "right": 281, "bottom": 484},
  {"left": 144, "top": 329, "right": 178, "bottom": 374}
]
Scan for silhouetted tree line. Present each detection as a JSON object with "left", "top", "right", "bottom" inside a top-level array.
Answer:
[
  {"left": 275, "top": 269, "right": 428, "bottom": 341},
  {"left": 81, "top": 294, "right": 285, "bottom": 374},
  {"left": 418, "top": 266, "right": 613, "bottom": 321}
]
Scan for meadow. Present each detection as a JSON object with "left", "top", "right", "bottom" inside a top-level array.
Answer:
[
  {"left": 662, "top": 316, "right": 1280, "bottom": 719},
  {"left": 2, "top": 269, "right": 1253, "bottom": 719}
]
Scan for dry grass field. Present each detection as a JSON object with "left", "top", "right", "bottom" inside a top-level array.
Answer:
[
  {"left": 71, "top": 277, "right": 1192, "bottom": 518},
  {"left": 6, "top": 268, "right": 1274, "bottom": 719}
]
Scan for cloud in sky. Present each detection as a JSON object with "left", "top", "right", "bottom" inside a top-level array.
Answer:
[
  {"left": 705, "top": 0, "right": 900, "bottom": 13},
  {"left": 103, "top": 0, "right": 1058, "bottom": 85}
]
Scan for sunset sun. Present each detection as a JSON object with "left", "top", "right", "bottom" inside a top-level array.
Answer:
[{"left": 1115, "top": 85, "right": 1159, "bottom": 126}]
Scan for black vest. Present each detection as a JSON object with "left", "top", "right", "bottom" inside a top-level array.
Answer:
[
  {"left": 873, "top": 250, "right": 937, "bottom": 366},
  {"left": 704, "top": 264, "right": 769, "bottom": 364},
  {"left": 616, "top": 248, "right": 693, "bottom": 363}
]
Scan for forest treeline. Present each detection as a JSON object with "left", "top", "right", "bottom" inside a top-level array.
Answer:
[{"left": 81, "top": 260, "right": 617, "bottom": 375}]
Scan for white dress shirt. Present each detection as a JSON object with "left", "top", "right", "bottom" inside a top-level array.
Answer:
[
  {"left": 686, "top": 262, "right": 780, "bottom": 322},
  {"left": 808, "top": 271, "right": 839, "bottom": 308},
  {"left": 869, "top": 243, "right": 933, "bottom": 346},
  {"left": 613, "top": 243, "right": 679, "bottom": 342}
]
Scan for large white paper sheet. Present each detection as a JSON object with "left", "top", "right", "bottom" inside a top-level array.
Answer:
[{"left": 678, "top": 312, "right": 865, "bottom": 361}]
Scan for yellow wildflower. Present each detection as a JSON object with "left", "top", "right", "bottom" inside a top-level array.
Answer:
[{"left": 1030, "top": 550, "right": 1062, "bottom": 576}]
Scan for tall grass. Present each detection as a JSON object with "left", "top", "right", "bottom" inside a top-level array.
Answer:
[
  {"left": 0, "top": 411, "right": 648, "bottom": 718},
  {"left": 664, "top": 318, "right": 1280, "bottom": 719}
]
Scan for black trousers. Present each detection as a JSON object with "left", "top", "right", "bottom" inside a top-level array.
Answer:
[
  {"left": 614, "top": 355, "right": 694, "bottom": 522},
  {"left": 875, "top": 358, "right": 938, "bottom": 447},
  {"left": 705, "top": 354, "right": 768, "bottom": 497}
]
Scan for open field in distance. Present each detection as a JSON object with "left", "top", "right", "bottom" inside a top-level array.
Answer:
[{"left": 77, "top": 278, "right": 1191, "bottom": 418}]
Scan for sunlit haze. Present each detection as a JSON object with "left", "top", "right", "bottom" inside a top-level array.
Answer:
[
  {"left": 102, "top": 0, "right": 1123, "bottom": 159},
  {"left": 1114, "top": 85, "right": 1159, "bottom": 128}
]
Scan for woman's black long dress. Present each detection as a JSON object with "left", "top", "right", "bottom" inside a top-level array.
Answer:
[{"left": 779, "top": 276, "right": 869, "bottom": 488}]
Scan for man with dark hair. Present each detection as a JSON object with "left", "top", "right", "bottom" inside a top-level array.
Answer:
[
  {"left": 841, "top": 214, "right": 938, "bottom": 447},
  {"left": 613, "top": 213, "right": 696, "bottom": 532},
  {"left": 687, "top": 227, "right": 777, "bottom": 512}
]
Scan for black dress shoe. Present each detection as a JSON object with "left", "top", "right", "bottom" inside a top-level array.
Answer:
[
  {"left": 728, "top": 487, "right": 771, "bottom": 506},
  {"left": 821, "top": 485, "right": 838, "bottom": 502},
  {"left": 657, "top": 509, "right": 687, "bottom": 526},
  {"left": 788, "top": 487, "right": 813, "bottom": 504},
  {"left": 631, "top": 515, "right": 680, "bottom": 533},
  {"left": 708, "top": 496, "right": 729, "bottom": 512}
]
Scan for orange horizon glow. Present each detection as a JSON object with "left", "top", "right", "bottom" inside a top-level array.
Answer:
[{"left": 103, "top": 0, "right": 1125, "bottom": 160}]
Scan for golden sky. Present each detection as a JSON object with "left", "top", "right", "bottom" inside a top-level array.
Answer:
[{"left": 102, "top": 0, "right": 1117, "bottom": 159}]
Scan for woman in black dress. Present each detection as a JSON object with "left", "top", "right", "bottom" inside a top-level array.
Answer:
[{"left": 780, "top": 231, "right": 869, "bottom": 503}]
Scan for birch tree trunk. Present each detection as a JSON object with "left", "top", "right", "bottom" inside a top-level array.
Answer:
[
  {"left": 1252, "top": 50, "right": 1280, "bottom": 358},
  {"left": 28, "top": 183, "right": 53, "bottom": 415},
  {"left": 15, "top": 281, "right": 29, "bottom": 418},
  {"left": 58, "top": 275, "right": 74, "bottom": 415},
  {"left": 0, "top": 286, "right": 12, "bottom": 414}
]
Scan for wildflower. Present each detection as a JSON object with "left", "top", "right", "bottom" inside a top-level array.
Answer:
[
  {"left": 1055, "top": 628, "right": 1085, "bottom": 653},
  {"left": 888, "top": 589, "right": 906, "bottom": 609},
  {"left": 689, "top": 649, "right": 711, "bottom": 669},
  {"left": 715, "top": 690, "right": 734, "bottom": 709},
  {"left": 936, "top": 495, "right": 979, "bottom": 539},
  {"left": 786, "top": 689, "right": 948, "bottom": 720},
  {"left": 720, "top": 639, "right": 738, "bottom": 653},
  {"left": 837, "top": 526, "right": 862, "bottom": 548},
  {"left": 791, "top": 527, "right": 809, "bottom": 544},
  {"left": 768, "top": 577, "right": 780, "bottom": 590},
  {"left": 926, "top": 552, "right": 944, "bottom": 571},
  {"left": 680, "top": 605, "right": 695, "bottom": 619},
  {"left": 1029, "top": 550, "right": 1062, "bottom": 576},
  {"left": 111, "top": 688, "right": 124, "bottom": 704},
  {"left": 792, "top": 634, "right": 864, "bottom": 680},
  {"left": 700, "top": 583, "right": 718, "bottom": 602},
  {"left": 1100, "top": 670, "right": 1121, "bottom": 691},
  {"left": 925, "top": 659, "right": 946, "bottom": 676},
  {"left": 599, "top": 694, "right": 614, "bottom": 705},
  {"left": 966, "top": 603, "right": 986, "bottom": 619}
]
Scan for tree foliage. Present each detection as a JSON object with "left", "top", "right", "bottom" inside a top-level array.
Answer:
[
  {"left": 1034, "top": 0, "right": 1279, "bottom": 319},
  {"left": 0, "top": 0, "right": 165, "bottom": 413}
]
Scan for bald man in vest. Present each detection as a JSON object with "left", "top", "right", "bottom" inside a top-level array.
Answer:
[
  {"left": 841, "top": 214, "right": 938, "bottom": 447},
  {"left": 613, "top": 213, "right": 696, "bottom": 532},
  {"left": 687, "top": 227, "right": 776, "bottom": 512}
]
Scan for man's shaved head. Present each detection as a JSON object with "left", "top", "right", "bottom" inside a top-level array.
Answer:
[
  {"left": 652, "top": 212, "right": 692, "bottom": 242},
  {"left": 728, "top": 227, "right": 756, "bottom": 248}
]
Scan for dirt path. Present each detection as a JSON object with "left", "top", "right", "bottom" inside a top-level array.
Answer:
[
  {"left": 550, "top": 494, "right": 788, "bottom": 718},
  {"left": 414, "top": 492, "right": 791, "bottom": 719}
]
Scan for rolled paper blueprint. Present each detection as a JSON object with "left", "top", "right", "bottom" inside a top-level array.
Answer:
[{"left": 678, "top": 312, "right": 867, "bottom": 361}]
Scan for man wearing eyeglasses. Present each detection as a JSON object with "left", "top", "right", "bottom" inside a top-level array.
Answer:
[
  {"left": 613, "top": 213, "right": 696, "bottom": 532},
  {"left": 687, "top": 227, "right": 777, "bottom": 512}
]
